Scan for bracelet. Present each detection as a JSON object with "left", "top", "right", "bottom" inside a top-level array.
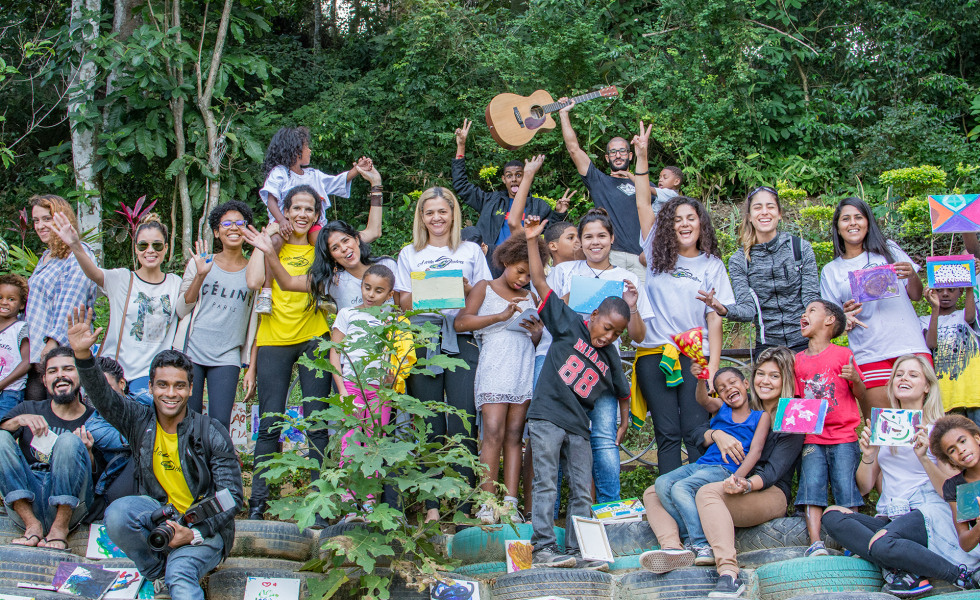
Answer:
[
  {"left": 629, "top": 308, "right": 638, "bottom": 314},
  {"left": 634, "top": 170, "right": 649, "bottom": 176},
  {"left": 369, "top": 195, "right": 383, "bottom": 207},
  {"left": 861, "top": 458, "right": 875, "bottom": 465},
  {"left": 456, "top": 153, "right": 464, "bottom": 159},
  {"left": 370, "top": 185, "right": 383, "bottom": 192},
  {"left": 709, "top": 430, "right": 716, "bottom": 444},
  {"left": 743, "top": 480, "right": 753, "bottom": 494}
]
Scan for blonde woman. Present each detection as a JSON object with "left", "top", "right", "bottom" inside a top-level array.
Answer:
[{"left": 394, "top": 187, "right": 492, "bottom": 525}]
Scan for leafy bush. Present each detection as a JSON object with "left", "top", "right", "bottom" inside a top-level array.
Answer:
[
  {"left": 896, "top": 197, "right": 931, "bottom": 238},
  {"left": 621, "top": 466, "right": 656, "bottom": 500},
  {"left": 776, "top": 180, "right": 808, "bottom": 211},
  {"left": 811, "top": 241, "right": 834, "bottom": 271},
  {"left": 798, "top": 206, "right": 834, "bottom": 240},
  {"left": 879, "top": 165, "right": 948, "bottom": 199}
]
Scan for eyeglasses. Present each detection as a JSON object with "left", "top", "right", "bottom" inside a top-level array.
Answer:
[
  {"left": 135, "top": 241, "right": 165, "bottom": 252},
  {"left": 606, "top": 149, "right": 630, "bottom": 156},
  {"left": 747, "top": 186, "right": 779, "bottom": 201},
  {"left": 220, "top": 220, "right": 247, "bottom": 228}
]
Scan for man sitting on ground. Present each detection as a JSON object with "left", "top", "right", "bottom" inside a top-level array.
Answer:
[{"left": 68, "top": 306, "right": 243, "bottom": 600}]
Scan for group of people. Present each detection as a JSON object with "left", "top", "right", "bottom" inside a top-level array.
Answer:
[{"left": 1, "top": 99, "right": 980, "bottom": 600}]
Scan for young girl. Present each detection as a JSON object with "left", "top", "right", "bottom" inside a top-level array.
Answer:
[
  {"left": 642, "top": 366, "right": 770, "bottom": 567},
  {"left": 934, "top": 414, "right": 980, "bottom": 586},
  {"left": 0, "top": 274, "right": 30, "bottom": 418},
  {"left": 632, "top": 123, "right": 734, "bottom": 474},
  {"left": 922, "top": 285, "right": 980, "bottom": 423},
  {"left": 455, "top": 234, "right": 548, "bottom": 524},
  {"left": 255, "top": 125, "right": 373, "bottom": 312},
  {"left": 51, "top": 212, "right": 182, "bottom": 404},
  {"left": 819, "top": 197, "right": 928, "bottom": 415}
]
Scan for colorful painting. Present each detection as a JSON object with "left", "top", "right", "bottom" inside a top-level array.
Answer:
[
  {"left": 672, "top": 327, "right": 709, "bottom": 379},
  {"left": 568, "top": 276, "right": 624, "bottom": 315},
  {"left": 926, "top": 254, "right": 977, "bottom": 289},
  {"left": 430, "top": 578, "right": 481, "bottom": 600},
  {"left": 591, "top": 498, "right": 644, "bottom": 521},
  {"left": 505, "top": 540, "right": 533, "bottom": 573},
  {"left": 410, "top": 270, "right": 465, "bottom": 311},
  {"left": 243, "top": 577, "right": 301, "bottom": 600},
  {"left": 85, "top": 524, "right": 127, "bottom": 559},
  {"left": 848, "top": 264, "right": 900, "bottom": 302},
  {"left": 929, "top": 194, "right": 980, "bottom": 234},
  {"left": 251, "top": 405, "right": 304, "bottom": 443},
  {"left": 956, "top": 479, "right": 980, "bottom": 522},
  {"left": 772, "top": 398, "right": 828, "bottom": 434},
  {"left": 56, "top": 565, "right": 118, "bottom": 600},
  {"left": 104, "top": 568, "right": 143, "bottom": 600},
  {"left": 869, "top": 408, "right": 922, "bottom": 447}
]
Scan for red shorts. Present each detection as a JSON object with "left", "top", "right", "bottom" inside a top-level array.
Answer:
[{"left": 859, "top": 353, "right": 934, "bottom": 388}]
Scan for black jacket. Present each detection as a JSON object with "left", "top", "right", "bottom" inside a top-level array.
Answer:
[
  {"left": 76, "top": 355, "right": 243, "bottom": 557},
  {"left": 451, "top": 157, "right": 566, "bottom": 260}
]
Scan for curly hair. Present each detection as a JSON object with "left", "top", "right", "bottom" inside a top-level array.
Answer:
[
  {"left": 929, "top": 414, "right": 980, "bottom": 466},
  {"left": 492, "top": 232, "right": 547, "bottom": 270},
  {"left": 208, "top": 200, "right": 254, "bottom": 233},
  {"left": 30, "top": 194, "right": 77, "bottom": 259},
  {"left": 307, "top": 220, "right": 382, "bottom": 309},
  {"left": 260, "top": 126, "right": 310, "bottom": 177},
  {"left": 0, "top": 273, "right": 28, "bottom": 307},
  {"left": 648, "top": 196, "right": 720, "bottom": 273}
]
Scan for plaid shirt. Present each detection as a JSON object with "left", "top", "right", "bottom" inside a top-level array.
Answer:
[{"left": 26, "top": 244, "right": 98, "bottom": 363}]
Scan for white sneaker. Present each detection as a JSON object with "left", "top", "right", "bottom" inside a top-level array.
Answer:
[
  {"left": 152, "top": 579, "right": 171, "bottom": 599},
  {"left": 503, "top": 498, "right": 524, "bottom": 523},
  {"left": 639, "top": 548, "right": 695, "bottom": 574},
  {"left": 694, "top": 545, "right": 716, "bottom": 566},
  {"left": 255, "top": 288, "right": 273, "bottom": 314},
  {"left": 475, "top": 503, "right": 498, "bottom": 524}
]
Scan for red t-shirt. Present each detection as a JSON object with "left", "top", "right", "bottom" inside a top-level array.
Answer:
[{"left": 794, "top": 344, "right": 861, "bottom": 445}]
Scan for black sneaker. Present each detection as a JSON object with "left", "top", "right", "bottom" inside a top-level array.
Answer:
[
  {"left": 531, "top": 544, "right": 576, "bottom": 568},
  {"left": 883, "top": 569, "right": 933, "bottom": 597},
  {"left": 571, "top": 554, "right": 610, "bottom": 572},
  {"left": 955, "top": 564, "right": 980, "bottom": 589},
  {"left": 708, "top": 574, "right": 745, "bottom": 598}
]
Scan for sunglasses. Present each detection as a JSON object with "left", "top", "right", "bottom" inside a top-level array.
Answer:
[
  {"left": 220, "top": 219, "right": 247, "bottom": 228},
  {"left": 136, "top": 241, "right": 165, "bottom": 252},
  {"left": 747, "top": 186, "right": 779, "bottom": 201}
]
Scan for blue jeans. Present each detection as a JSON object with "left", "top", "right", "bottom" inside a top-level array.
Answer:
[
  {"left": 0, "top": 389, "right": 24, "bottom": 419},
  {"left": 0, "top": 430, "right": 93, "bottom": 530},
  {"left": 796, "top": 442, "right": 863, "bottom": 508},
  {"left": 127, "top": 375, "right": 154, "bottom": 407},
  {"left": 105, "top": 495, "right": 224, "bottom": 600},
  {"left": 588, "top": 394, "right": 620, "bottom": 503},
  {"left": 653, "top": 462, "right": 730, "bottom": 547}
]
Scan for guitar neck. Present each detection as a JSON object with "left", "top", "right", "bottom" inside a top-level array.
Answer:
[{"left": 542, "top": 90, "right": 609, "bottom": 114}]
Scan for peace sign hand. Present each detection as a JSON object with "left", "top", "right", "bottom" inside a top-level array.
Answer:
[
  {"left": 455, "top": 119, "right": 472, "bottom": 152},
  {"left": 555, "top": 188, "right": 575, "bottom": 213}
]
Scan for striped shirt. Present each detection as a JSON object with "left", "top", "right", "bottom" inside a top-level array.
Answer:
[{"left": 26, "top": 245, "right": 98, "bottom": 363}]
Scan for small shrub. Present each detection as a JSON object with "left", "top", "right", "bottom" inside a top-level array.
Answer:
[
  {"left": 621, "top": 466, "right": 656, "bottom": 499},
  {"left": 478, "top": 165, "right": 498, "bottom": 186},
  {"left": 879, "top": 165, "right": 947, "bottom": 199},
  {"left": 896, "top": 197, "right": 930, "bottom": 238},
  {"left": 811, "top": 241, "right": 834, "bottom": 270},
  {"left": 799, "top": 206, "right": 834, "bottom": 238},
  {"left": 776, "top": 180, "right": 807, "bottom": 210}
]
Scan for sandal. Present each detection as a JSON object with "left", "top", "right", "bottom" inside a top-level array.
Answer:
[
  {"left": 39, "top": 537, "right": 68, "bottom": 550},
  {"left": 11, "top": 534, "right": 41, "bottom": 547}
]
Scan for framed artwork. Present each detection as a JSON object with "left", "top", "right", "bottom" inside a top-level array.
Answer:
[
  {"left": 772, "top": 398, "right": 828, "bottom": 434},
  {"left": 848, "top": 265, "right": 899, "bottom": 302},
  {"left": 926, "top": 255, "right": 976, "bottom": 289}
]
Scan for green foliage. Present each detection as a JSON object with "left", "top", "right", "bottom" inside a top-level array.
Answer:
[
  {"left": 260, "top": 308, "right": 486, "bottom": 598},
  {"left": 776, "top": 180, "right": 807, "bottom": 211},
  {"left": 896, "top": 197, "right": 930, "bottom": 238},
  {"left": 5, "top": 244, "right": 37, "bottom": 277},
  {"left": 811, "top": 241, "right": 834, "bottom": 271},
  {"left": 798, "top": 206, "right": 833, "bottom": 239},
  {"left": 879, "top": 165, "right": 948, "bottom": 199},
  {"left": 620, "top": 466, "right": 656, "bottom": 500}
]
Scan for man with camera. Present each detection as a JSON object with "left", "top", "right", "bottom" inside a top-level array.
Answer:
[{"left": 67, "top": 306, "right": 243, "bottom": 600}]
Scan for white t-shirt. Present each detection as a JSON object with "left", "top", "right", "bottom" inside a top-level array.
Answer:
[
  {"left": 0, "top": 320, "right": 29, "bottom": 391},
  {"left": 819, "top": 241, "right": 929, "bottom": 363},
  {"left": 259, "top": 165, "right": 352, "bottom": 226},
  {"left": 333, "top": 307, "right": 382, "bottom": 381},
  {"left": 876, "top": 427, "right": 936, "bottom": 515},
  {"left": 394, "top": 242, "right": 492, "bottom": 321},
  {"left": 99, "top": 269, "right": 183, "bottom": 380},
  {"left": 640, "top": 230, "right": 734, "bottom": 355},
  {"left": 329, "top": 258, "right": 398, "bottom": 310}
]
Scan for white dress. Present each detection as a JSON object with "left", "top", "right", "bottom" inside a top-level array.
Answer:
[{"left": 473, "top": 285, "right": 535, "bottom": 410}]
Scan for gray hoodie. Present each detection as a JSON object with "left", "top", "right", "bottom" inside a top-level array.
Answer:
[{"left": 724, "top": 231, "right": 819, "bottom": 349}]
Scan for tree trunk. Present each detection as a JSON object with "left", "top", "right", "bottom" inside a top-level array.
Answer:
[
  {"left": 329, "top": 0, "right": 337, "bottom": 37},
  {"left": 69, "top": 0, "right": 103, "bottom": 263},
  {"left": 312, "top": 0, "right": 321, "bottom": 52},
  {"left": 104, "top": 0, "right": 144, "bottom": 130},
  {"left": 167, "top": 0, "right": 194, "bottom": 259}
]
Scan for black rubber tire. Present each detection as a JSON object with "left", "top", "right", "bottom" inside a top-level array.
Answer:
[
  {"left": 66, "top": 524, "right": 89, "bottom": 557},
  {"left": 755, "top": 556, "right": 883, "bottom": 600},
  {"left": 616, "top": 567, "right": 721, "bottom": 599},
  {"left": 734, "top": 517, "right": 809, "bottom": 553},
  {"left": 0, "top": 516, "right": 21, "bottom": 544},
  {"left": 927, "top": 593, "right": 980, "bottom": 599},
  {"left": 448, "top": 523, "right": 568, "bottom": 564},
  {"left": 0, "top": 585, "right": 84, "bottom": 600},
  {"left": 603, "top": 520, "right": 659, "bottom": 556},
  {"left": 490, "top": 568, "right": 614, "bottom": 600},
  {"left": 451, "top": 561, "right": 507, "bottom": 580},
  {"left": 785, "top": 595, "right": 899, "bottom": 600},
  {"left": 218, "top": 557, "right": 304, "bottom": 571},
  {"left": 0, "top": 545, "right": 84, "bottom": 586},
  {"left": 736, "top": 546, "right": 817, "bottom": 568},
  {"left": 206, "top": 566, "right": 317, "bottom": 600},
  {"left": 230, "top": 519, "right": 314, "bottom": 561}
]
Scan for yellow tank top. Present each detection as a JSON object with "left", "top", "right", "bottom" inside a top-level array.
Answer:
[
  {"left": 152, "top": 422, "right": 194, "bottom": 513},
  {"left": 257, "top": 243, "right": 329, "bottom": 346}
]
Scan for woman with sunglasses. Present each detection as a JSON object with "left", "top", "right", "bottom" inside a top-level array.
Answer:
[
  {"left": 51, "top": 212, "right": 182, "bottom": 405},
  {"left": 173, "top": 201, "right": 258, "bottom": 431},
  {"left": 698, "top": 186, "right": 819, "bottom": 356}
]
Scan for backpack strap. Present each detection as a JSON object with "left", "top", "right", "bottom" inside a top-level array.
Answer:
[{"left": 791, "top": 235, "right": 803, "bottom": 271}]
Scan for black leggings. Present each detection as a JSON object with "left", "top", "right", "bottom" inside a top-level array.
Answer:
[
  {"left": 188, "top": 363, "right": 241, "bottom": 431},
  {"left": 406, "top": 334, "right": 479, "bottom": 512},
  {"left": 822, "top": 509, "right": 961, "bottom": 582},
  {"left": 250, "top": 339, "right": 331, "bottom": 504},
  {"left": 634, "top": 353, "right": 708, "bottom": 474}
]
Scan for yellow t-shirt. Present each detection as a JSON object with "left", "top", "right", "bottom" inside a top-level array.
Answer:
[
  {"left": 152, "top": 422, "right": 194, "bottom": 513},
  {"left": 257, "top": 243, "right": 329, "bottom": 346}
]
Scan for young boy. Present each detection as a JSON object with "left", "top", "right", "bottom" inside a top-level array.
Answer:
[
  {"left": 523, "top": 217, "right": 631, "bottom": 569},
  {"left": 794, "top": 299, "right": 865, "bottom": 557},
  {"left": 922, "top": 286, "right": 980, "bottom": 423}
]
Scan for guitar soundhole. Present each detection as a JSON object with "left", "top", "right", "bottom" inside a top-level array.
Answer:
[{"left": 530, "top": 105, "right": 544, "bottom": 119}]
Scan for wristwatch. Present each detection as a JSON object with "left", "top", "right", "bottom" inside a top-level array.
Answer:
[{"left": 190, "top": 528, "right": 204, "bottom": 546}]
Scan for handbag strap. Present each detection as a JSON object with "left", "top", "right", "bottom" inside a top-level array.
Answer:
[{"left": 97, "top": 272, "right": 134, "bottom": 360}]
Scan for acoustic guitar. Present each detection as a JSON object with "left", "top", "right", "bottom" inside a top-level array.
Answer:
[{"left": 485, "top": 86, "right": 619, "bottom": 150}]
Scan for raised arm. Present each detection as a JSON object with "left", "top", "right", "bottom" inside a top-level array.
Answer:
[
  {"left": 242, "top": 226, "right": 308, "bottom": 292},
  {"left": 451, "top": 119, "right": 494, "bottom": 211},
  {"left": 508, "top": 155, "right": 544, "bottom": 234},
  {"left": 631, "top": 120, "right": 656, "bottom": 239},
  {"left": 178, "top": 240, "right": 215, "bottom": 314},
  {"left": 524, "top": 216, "right": 551, "bottom": 299},
  {"left": 50, "top": 211, "right": 105, "bottom": 288},
  {"left": 557, "top": 99, "right": 592, "bottom": 176},
  {"left": 358, "top": 161, "right": 384, "bottom": 244}
]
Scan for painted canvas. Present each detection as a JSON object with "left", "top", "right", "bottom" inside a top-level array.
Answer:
[
  {"left": 86, "top": 524, "right": 127, "bottom": 559},
  {"left": 430, "top": 579, "right": 481, "bottom": 600},
  {"left": 848, "top": 265, "right": 900, "bottom": 302},
  {"left": 243, "top": 577, "right": 301, "bottom": 600},
  {"left": 104, "top": 568, "right": 143, "bottom": 600},
  {"left": 926, "top": 255, "right": 977, "bottom": 289},
  {"left": 228, "top": 402, "right": 248, "bottom": 446},
  {"left": 869, "top": 408, "right": 922, "bottom": 447},
  {"left": 251, "top": 405, "right": 303, "bottom": 443},
  {"left": 929, "top": 194, "right": 980, "bottom": 234},
  {"left": 956, "top": 479, "right": 980, "bottom": 522},
  {"left": 568, "top": 276, "right": 624, "bottom": 314},
  {"left": 591, "top": 498, "right": 644, "bottom": 521},
  {"left": 772, "top": 398, "right": 828, "bottom": 434},
  {"left": 411, "top": 270, "right": 465, "bottom": 311},
  {"left": 56, "top": 565, "right": 117, "bottom": 600},
  {"left": 505, "top": 540, "right": 533, "bottom": 573}
]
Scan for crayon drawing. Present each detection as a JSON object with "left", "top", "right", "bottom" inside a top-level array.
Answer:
[
  {"left": 773, "top": 398, "right": 828, "bottom": 434},
  {"left": 926, "top": 255, "right": 977, "bottom": 289},
  {"left": 869, "top": 408, "right": 922, "bottom": 447},
  {"left": 505, "top": 540, "right": 533, "bottom": 573}
]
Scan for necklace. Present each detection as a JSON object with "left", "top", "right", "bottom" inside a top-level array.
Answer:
[{"left": 587, "top": 263, "right": 612, "bottom": 278}]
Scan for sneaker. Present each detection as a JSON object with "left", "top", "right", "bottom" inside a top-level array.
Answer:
[
  {"left": 475, "top": 503, "right": 498, "bottom": 525},
  {"left": 255, "top": 288, "right": 273, "bottom": 314},
  {"left": 804, "top": 541, "right": 829, "bottom": 557},
  {"left": 708, "top": 574, "right": 745, "bottom": 598},
  {"left": 503, "top": 497, "right": 524, "bottom": 523},
  {"left": 883, "top": 569, "right": 933, "bottom": 597},
  {"left": 341, "top": 513, "right": 366, "bottom": 524},
  {"left": 152, "top": 579, "right": 171, "bottom": 599},
  {"left": 955, "top": 564, "right": 980, "bottom": 589},
  {"left": 531, "top": 545, "right": 577, "bottom": 568},
  {"left": 639, "top": 548, "right": 695, "bottom": 574},
  {"left": 694, "top": 545, "right": 716, "bottom": 566},
  {"left": 571, "top": 554, "right": 610, "bottom": 572}
]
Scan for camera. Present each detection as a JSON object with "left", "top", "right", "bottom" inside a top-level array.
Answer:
[{"left": 147, "top": 489, "right": 235, "bottom": 551}]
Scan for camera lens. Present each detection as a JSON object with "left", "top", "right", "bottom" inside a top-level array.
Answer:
[{"left": 147, "top": 523, "right": 175, "bottom": 552}]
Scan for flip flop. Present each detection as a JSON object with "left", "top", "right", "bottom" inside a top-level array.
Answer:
[
  {"left": 11, "top": 534, "right": 41, "bottom": 547},
  {"left": 39, "top": 537, "right": 68, "bottom": 550}
]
